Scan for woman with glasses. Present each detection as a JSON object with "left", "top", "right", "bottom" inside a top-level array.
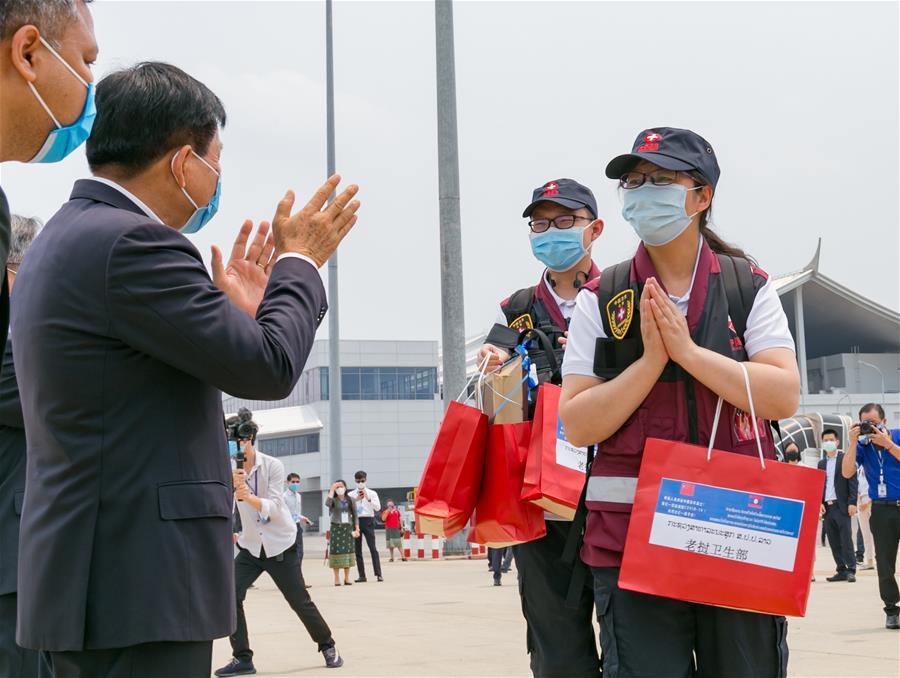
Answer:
[{"left": 559, "top": 127, "right": 799, "bottom": 677}]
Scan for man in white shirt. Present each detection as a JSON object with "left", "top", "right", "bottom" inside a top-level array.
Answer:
[
  {"left": 216, "top": 417, "right": 342, "bottom": 676},
  {"left": 348, "top": 470, "right": 383, "bottom": 582},
  {"left": 284, "top": 472, "right": 313, "bottom": 578}
]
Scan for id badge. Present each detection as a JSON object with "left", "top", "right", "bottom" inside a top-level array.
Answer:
[
  {"left": 878, "top": 482, "right": 888, "bottom": 498},
  {"left": 341, "top": 511, "right": 349, "bottom": 524}
]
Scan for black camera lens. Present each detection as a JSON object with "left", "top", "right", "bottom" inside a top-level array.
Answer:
[{"left": 859, "top": 421, "right": 875, "bottom": 435}]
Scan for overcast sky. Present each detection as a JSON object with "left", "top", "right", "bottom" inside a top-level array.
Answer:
[{"left": 2, "top": 0, "right": 898, "bottom": 343}]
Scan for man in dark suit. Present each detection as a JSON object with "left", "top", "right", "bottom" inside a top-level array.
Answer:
[
  {"left": 11, "top": 62, "right": 359, "bottom": 677},
  {"left": 0, "top": 215, "right": 42, "bottom": 678},
  {"left": 0, "top": 0, "right": 99, "bottom": 350},
  {"left": 818, "top": 428, "right": 858, "bottom": 583}
]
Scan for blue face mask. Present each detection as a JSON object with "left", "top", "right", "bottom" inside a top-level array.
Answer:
[
  {"left": 288, "top": 482, "right": 300, "bottom": 492},
  {"left": 173, "top": 150, "right": 221, "bottom": 234},
  {"left": 621, "top": 184, "right": 701, "bottom": 247},
  {"left": 27, "top": 37, "right": 95, "bottom": 164},
  {"left": 529, "top": 226, "right": 588, "bottom": 272},
  {"left": 228, "top": 440, "right": 239, "bottom": 458}
]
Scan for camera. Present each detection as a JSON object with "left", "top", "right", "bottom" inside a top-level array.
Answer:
[
  {"left": 225, "top": 407, "right": 258, "bottom": 443},
  {"left": 858, "top": 421, "right": 876, "bottom": 435}
]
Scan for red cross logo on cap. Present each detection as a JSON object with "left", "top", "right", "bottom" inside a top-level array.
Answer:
[
  {"left": 645, "top": 132, "right": 662, "bottom": 142},
  {"left": 542, "top": 182, "right": 560, "bottom": 197}
]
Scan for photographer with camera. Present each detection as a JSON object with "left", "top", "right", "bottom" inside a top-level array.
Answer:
[
  {"left": 842, "top": 403, "right": 900, "bottom": 630},
  {"left": 216, "top": 409, "right": 343, "bottom": 675}
]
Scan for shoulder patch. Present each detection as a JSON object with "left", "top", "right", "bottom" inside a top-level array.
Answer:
[
  {"left": 605, "top": 289, "right": 635, "bottom": 340},
  {"left": 508, "top": 313, "right": 534, "bottom": 331}
]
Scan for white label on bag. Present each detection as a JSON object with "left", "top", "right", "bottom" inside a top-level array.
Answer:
[
  {"left": 647, "top": 478, "right": 805, "bottom": 572},
  {"left": 556, "top": 416, "right": 588, "bottom": 473}
]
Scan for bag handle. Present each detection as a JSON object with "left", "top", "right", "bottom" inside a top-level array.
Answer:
[
  {"left": 455, "top": 354, "right": 490, "bottom": 405},
  {"left": 707, "top": 362, "right": 766, "bottom": 470},
  {"left": 520, "top": 327, "right": 561, "bottom": 379}
]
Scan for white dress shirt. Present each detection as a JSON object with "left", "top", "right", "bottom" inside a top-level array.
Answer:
[
  {"left": 348, "top": 487, "right": 381, "bottom": 517},
  {"left": 824, "top": 456, "right": 838, "bottom": 502},
  {"left": 283, "top": 489, "right": 308, "bottom": 524},
  {"left": 234, "top": 451, "right": 296, "bottom": 558}
]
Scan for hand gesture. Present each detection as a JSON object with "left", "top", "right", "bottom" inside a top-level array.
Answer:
[
  {"left": 848, "top": 424, "right": 860, "bottom": 444},
  {"left": 273, "top": 175, "right": 360, "bottom": 267},
  {"left": 558, "top": 331, "right": 568, "bottom": 349},
  {"left": 848, "top": 505, "right": 858, "bottom": 518},
  {"left": 646, "top": 278, "right": 696, "bottom": 365},
  {"left": 236, "top": 484, "right": 252, "bottom": 502},
  {"left": 477, "top": 344, "right": 509, "bottom": 372},
  {"left": 232, "top": 469, "right": 247, "bottom": 490},
  {"left": 352, "top": 529, "right": 360, "bottom": 538},
  {"left": 819, "top": 504, "right": 826, "bottom": 518},
  {"left": 303, "top": 517, "right": 313, "bottom": 526},
  {"left": 212, "top": 220, "right": 276, "bottom": 317},
  {"left": 639, "top": 283, "right": 668, "bottom": 371},
  {"left": 870, "top": 427, "right": 893, "bottom": 449}
]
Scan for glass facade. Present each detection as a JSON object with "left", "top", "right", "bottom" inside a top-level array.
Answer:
[
  {"left": 223, "top": 366, "right": 437, "bottom": 411},
  {"left": 257, "top": 433, "right": 320, "bottom": 458}
]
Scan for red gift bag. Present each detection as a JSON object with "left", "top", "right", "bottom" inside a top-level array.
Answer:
[
  {"left": 619, "top": 364, "right": 825, "bottom": 617},
  {"left": 521, "top": 384, "right": 589, "bottom": 520},
  {"left": 414, "top": 400, "right": 488, "bottom": 538},
  {"left": 468, "top": 421, "right": 547, "bottom": 547}
]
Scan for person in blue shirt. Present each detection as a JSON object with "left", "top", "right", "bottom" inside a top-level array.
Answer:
[{"left": 842, "top": 403, "right": 900, "bottom": 630}]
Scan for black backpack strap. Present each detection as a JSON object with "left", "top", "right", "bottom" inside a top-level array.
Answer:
[
  {"left": 593, "top": 261, "right": 642, "bottom": 380},
  {"left": 716, "top": 253, "right": 755, "bottom": 341}
]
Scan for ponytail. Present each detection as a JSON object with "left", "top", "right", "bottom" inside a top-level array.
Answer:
[{"left": 690, "top": 171, "right": 755, "bottom": 264}]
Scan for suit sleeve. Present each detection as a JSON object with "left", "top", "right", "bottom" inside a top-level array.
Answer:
[
  {"left": 105, "top": 222, "right": 327, "bottom": 399},
  {"left": 0, "top": 339, "right": 22, "bottom": 428}
]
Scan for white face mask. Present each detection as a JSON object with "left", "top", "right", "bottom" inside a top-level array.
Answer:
[
  {"left": 357, "top": 481, "right": 366, "bottom": 489},
  {"left": 336, "top": 487, "right": 346, "bottom": 496}
]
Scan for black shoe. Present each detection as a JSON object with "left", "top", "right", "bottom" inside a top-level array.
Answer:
[
  {"left": 323, "top": 646, "right": 344, "bottom": 668},
  {"left": 886, "top": 613, "right": 900, "bottom": 630},
  {"left": 493, "top": 578, "right": 501, "bottom": 586},
  {"left": 826, "top": 573, "right": 848, "bottom": 582},
  {"left": 355, "top": 577, "right": 367, "bottom": 583},
  {"left": 856, "top": 554, "right": 864, "bottom": 563},
  {"left": 215, "top": 658, "right": 257, "bottom": 676},
  {"left": 376, "top": 575, "right": 383, "bottom": 582},
  {"left": 846, "top": 573, "right": 857, "bottom": 582},
  {"left": 500, "top": 567, "right": 510, "bottom": 573}
]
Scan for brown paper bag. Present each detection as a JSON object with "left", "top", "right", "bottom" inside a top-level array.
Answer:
[{"left": 480, "top": 355, "right": 527, "bottom": 424}]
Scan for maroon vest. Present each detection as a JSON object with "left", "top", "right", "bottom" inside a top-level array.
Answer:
[{"left": 581, "top": 241, "right": 775, "bottom": 567}]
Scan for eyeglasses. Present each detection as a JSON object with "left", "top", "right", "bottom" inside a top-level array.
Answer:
[
  {"left": 619, "top": 169, "right": 699, "bottom": 190},
  {"left": 528, "top": 215, "right": 593, "bottom": 233}
]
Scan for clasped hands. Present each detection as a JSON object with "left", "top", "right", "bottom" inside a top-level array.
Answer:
[{"left": 640, "top": 277, "right": 698, "bottom": 372}]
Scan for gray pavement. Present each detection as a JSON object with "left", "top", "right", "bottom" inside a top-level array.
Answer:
[{"left": 212, "top": 534, "right": 899, "bottom": 677}]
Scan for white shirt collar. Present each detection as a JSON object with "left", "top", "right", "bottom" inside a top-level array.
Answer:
[
  {"left": 541, "top": 271, "right": 578, "bottom": 309},
  {"left": 89, "top": 177, "right": 165, "bottom": 225}
]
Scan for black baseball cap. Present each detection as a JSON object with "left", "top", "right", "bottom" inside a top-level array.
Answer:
[
  {"left": 522, "top": 178, "right": 598, "bottom": 218},
  {"left": 605, "top": 127, "right": 720, "bottom": 188}
]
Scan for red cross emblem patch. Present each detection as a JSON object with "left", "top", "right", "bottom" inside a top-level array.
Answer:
[
  {"left": 644, "top": 132, "right": 662, "bottom": 143},
  {"left": 542, "top": 182, "right": 560, "bottom": 197},
  {"left": 606, "top": 289, "right": 635, "bottom": 340}
]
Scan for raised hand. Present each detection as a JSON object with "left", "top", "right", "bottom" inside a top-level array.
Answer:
[
  {"left": 646, "top": 277, "right": 696, "bottom": 365},
  {"left": 272, "top": 175, "right": 360, "bottom": 267},
  {"left": 639, "top": 283, "right": 668, "bottom": 371},
  {"left": 212, "top": 219, "right": 276, "bottom": 318}
]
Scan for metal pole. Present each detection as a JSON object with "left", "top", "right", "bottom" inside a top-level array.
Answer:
[
  {"left": 794, "top": 287, "right": 808, "bottom": 412},
  {"left": 326, "top": 0, "right": 342, "bottom": 488},
  {"left": 435, "top": 0, "right": 466, "bottom": 411}
]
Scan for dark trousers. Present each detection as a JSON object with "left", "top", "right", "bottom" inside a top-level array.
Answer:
[
  {"left": 513, "top": 521, "right": 600, "bottom": 678},
  {"left": 294, "top": 523, "right": 305, "bottom": 565},
  {"left": 0, "top": 592, "right": 41, "bottom": 678},
  {"left": 43, "top": 640, "right": 211, "bottom": 678},
  {"left": 231, "top": 545, "right": 334, "bottom": 662},
  {"left": 870, "top": 502, "right": 900, "bottom": 614},
  {"left": 856, "top": 516, "right": 865, "bottom": 559},
  {"left": 593, "top": 567, "right": 788, "bottom": 678},
  {"left": 823, "top": 503, "right": 856, "bottom": 574},
  {"left": 355, "top": 516, "right": 382, "bottom": 578}
]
